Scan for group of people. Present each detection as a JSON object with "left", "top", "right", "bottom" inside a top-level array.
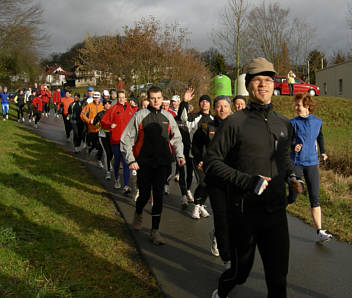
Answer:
[{"left": 2, "top": 57, "right": 332, "bottom": 298}]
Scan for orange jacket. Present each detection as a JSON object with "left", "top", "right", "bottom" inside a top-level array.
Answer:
[
  {"left": 80, "top": 102, "right": 104, "bottom": 133},
  {"left": 61, "top": 97, "right": 74, "bottom": 116}
]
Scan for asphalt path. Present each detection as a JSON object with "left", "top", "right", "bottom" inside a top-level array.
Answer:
[{"left": 23, "top": 114, "right": 352, "bottom": 298}]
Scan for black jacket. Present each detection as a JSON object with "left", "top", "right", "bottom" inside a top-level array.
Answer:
[
  {"left": 204, "top": 102, "right": 294, "bottom": 212},
  {"left": 68, "top": 101, "right": 83, "bottom": 123}
]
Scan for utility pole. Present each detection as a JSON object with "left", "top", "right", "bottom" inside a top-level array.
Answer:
[{"left": 307, "top": 60, "right": 310, "bottom": 83}]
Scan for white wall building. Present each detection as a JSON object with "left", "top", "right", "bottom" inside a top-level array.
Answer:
[{"left": 316, "top": 60, "right": 352, "bottom": 98}]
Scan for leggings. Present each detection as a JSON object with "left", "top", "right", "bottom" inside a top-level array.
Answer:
[
  {"left": 99, "top": 134, "right": 113, "bottom": 172},
  {"left": 43, "top": 102, "right": 50, "bottom": 113},
  {"left": 88, "top": 132, "right": 103, "bottom": 161},
  {"left": 136, "top": 165, "right": 168, "bottom": 230},
  {"left": 2, "top": 104, "right": 9, "bottom": 117},
  {"left": 193, "top": 159, "right": 208, "bottom": 205},
  {"left": 177, "top": 155, "right": 193, "bottom": 195},
  {"left": 217, "top": 209, "right": 289, "bottom": 298},
  {"left": 34, "top": 110, "right": 41, "bottom": 124},
  {"left": 63, "top": 115, "right": 72, "bottom": 138},
  {"left": 71, "top": 121, "right": 84, "bottom": 147},
  {"left": 17, "top": 104, "right": 25, "bottom": 120},
  {"left": 288, "top": 164, "right": 320, "bottom": 207},
  {"left": 112, "top": 143, "right": 129, "bottom": 186},
  {"left": 27, "top": 104, "right": 33, "bottom": 119},
  {"left": 208, "top": 184, "right": 231, "bottom": 262}
]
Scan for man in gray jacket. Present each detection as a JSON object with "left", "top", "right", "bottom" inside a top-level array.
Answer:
[{"left": 120, "top": 86, "right": 185, "bottom": 245}]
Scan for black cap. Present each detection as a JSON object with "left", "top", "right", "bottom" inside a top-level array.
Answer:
[{"left": 199, "top": 94, "right": 211, "bottom": 105}]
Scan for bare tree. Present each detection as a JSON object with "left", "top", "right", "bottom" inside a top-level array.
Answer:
[
  {"left": 247, "top": 1, "right": 290, "bottom": 71},
  {"left": 213, "top": 0, "right": 250, "bottom": 94}
]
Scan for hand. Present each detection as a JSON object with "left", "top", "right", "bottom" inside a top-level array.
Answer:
[
  {"left": 321, "top": 153, "right": 328, "bottom": 161},
  {"left": 289, "top": 177, "right": 304, "bottom": 194},
  {"left": 90, "top": 119, "right": 94, "bottom": 124},
  {"left": 259, "top": 175, "right": 271, "bottom": 182},
  {"left": 294, "top": 144, "right": 302, "bottom": 152},
  {"left": 183, "top": 88, "right": 195, "bottom": 102},
  {"left": 197, "top": 161, "right": 203, "bottom": 170},
  {"left": 66, "top": 116, "right": 69, "bottom": 120},
  {"left": 177, "top": 157, "right": 185, "bottom": 167},
  {"left": 129, "top": 162, "right": 139, "bottom": 171},
  {"left": 111, "top": 123, "right": 117, "bottom": 129}
]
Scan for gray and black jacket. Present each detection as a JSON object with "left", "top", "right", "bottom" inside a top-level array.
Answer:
[{"left": 120, "top": 105, "right": 184, "bottom": 168}]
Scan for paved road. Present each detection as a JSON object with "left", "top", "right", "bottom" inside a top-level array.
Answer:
[{"left": 24, "top": 115, "right": 352, "bottom": 298}]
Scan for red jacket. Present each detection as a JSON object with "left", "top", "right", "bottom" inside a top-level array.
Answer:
[
  {"left": 53, "top": 90, "right": 61, "bottom": 104},
  {"left": 40, "top": 89, "right": 51, "bottom": 103},
  {"left": 61, "top": 97, "right": 74, "bottom": 116},
  {"left": 32, "top": 96, "right": 43, "bottom": 112},
  {"left": 101, "top": 102, "right": 136, "bottom": 145}
]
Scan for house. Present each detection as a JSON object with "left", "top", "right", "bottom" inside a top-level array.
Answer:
[
  {"left": 316, "top": 60, "right": 352, "bottom": 98},
  {"left": 45, "top": 65, "right": 73, "bottom": 87},
  {"left": 74, "top": 67, "right": 115, "bottom": 87}
]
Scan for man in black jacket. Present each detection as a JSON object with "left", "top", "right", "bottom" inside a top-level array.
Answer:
[{"left": 205, "top": 57, "right": 303, "bottom": 298}]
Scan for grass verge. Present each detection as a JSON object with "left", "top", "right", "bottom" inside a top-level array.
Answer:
[{"left": 0, "top": 110, "right": 161, "bottom": 297}]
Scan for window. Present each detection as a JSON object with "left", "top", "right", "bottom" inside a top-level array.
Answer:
[
  {"left": 294, "top": 78, "right": 302, "bottom": 84},
  {"left": 323, "top": 82, "right": 327, "bottom": 95},
  {"left": 338, "top": 79, "right": 343, "bottom": 95}
]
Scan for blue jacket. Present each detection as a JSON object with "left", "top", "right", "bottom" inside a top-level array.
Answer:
[
  {"left": 0, "top": 92, "right": 10, "bottom": 105},
  {"left": 290, "top": 114, "right": 322, "bottom": 166}
]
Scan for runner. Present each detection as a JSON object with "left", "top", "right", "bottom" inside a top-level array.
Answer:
[
  {"left": 177, "top": 89, "right": 214, "bottom": 208},
  {"left": 80, "top": 91, "right": 104, "bottom": 168},
  {"left": 233, "top": 95, "right": 246, "bottom": 112},
  {"left": 60, "top": 90, "right": 75, "bottom": 142},
  {"left": 120, "top": 86, "right": 185, "bottom": 245},
  {"left": 67, "top": 93, "right": 84, "bottom": 153},
  {"left": 27, "top": 89, "right": 36, "bottom": 123},
  {"left": 94, "top": 98, "right": 113, "bottom": 180},
  {"left": 32, "top": 91, "right": 43, "bottom": 128},
  {"left": 0, "top": 87, "right": 10, "bottom": 121},
  {"left": 14, "top": 88, "right": 26, "bottom": 122},
  {"left": 192, "top": 95, "right": 232, "bottom": 267},
  {"left": 41, "top": 85, "right": 51, "bottom": 117},
  {"left": 101, "top": 89, "right": 136, "bottom": 193},
  {"left": 288, "top": 93, "right": 332, "bottom": 243},
  {"left": 53, "top": 88, "right": 61, "bottom": 118}
]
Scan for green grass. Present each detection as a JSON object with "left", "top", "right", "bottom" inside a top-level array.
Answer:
[
  {"left": 0, "top": 110, "right": 160, "bottom": 297},
  {"left": 272, "top": 95, "right": 352, "bottom": 243}
]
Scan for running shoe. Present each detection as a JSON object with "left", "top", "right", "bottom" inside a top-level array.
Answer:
[
  {"left": 123, "top": 185, "right": 131, "bottom": 194},
  {"left": 211, "top": 236, "right": 220, "bottom": 257},
  {"left": 164, "top": 185, "right": 169, "bottom": 195},
  {"left": 74, "top": 147, "right": 80, "bottom": 153},
  {"left": 28, "top": 119, "right": 31, "bottom": 123},
  {"left": 174, "top": 174, "right": 179, "bottom": 182},
  {"left": 186, "top": 189, "right": 194, "bottom": 203},
  {"left": 318, "top": 230, "right": 332, "bottom": 243},
  {"left": 181, "top": 195, "right": 188, "bottom": 209},
  {"left": 133, "top": 189, "right": 139, "bottom": 201},
  {"left": 105, "top": 171, "right": 111, "bottom": 180},
  {"left": 22, "top": 117, "right": 25, "bottom": 122},
  {"left": 114, "top": 178, "right": 121, "bottom": 189},
  {"left": 192, "top": 204, "right": 200, "bottom": 219},
  {"left": 150, "top": 229, "right": 165, "bottom": 245},
  {"left": 199, "top": 205, "right": 210, "bottom": 218},
  {"left": 97, "top": 160, "right": 104, "bottom": 169},
  {"left": 6, "top": 115, "right": 8, "bottom": 119},
  {"left": 223, "top": 261, "right": 231, "bottom": 270}
]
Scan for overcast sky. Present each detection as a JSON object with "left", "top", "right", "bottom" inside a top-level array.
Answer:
[{"left": 38, "top": 0, "right": 351, "bottom": 60}]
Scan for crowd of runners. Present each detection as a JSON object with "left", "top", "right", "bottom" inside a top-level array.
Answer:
[{"left": 0, "top": 57, "right": 333, "bottom": 298}]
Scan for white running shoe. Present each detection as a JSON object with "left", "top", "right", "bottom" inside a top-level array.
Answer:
[
  {"left": 133, "top": 189, "right": 139, "bottom": 201},
  {"left": 28, "top": 119, "right": 31, "bottom": 123},
  {"left": 97, "top": 160, "right": 104, "bottom": 169},
  {"left": 114, "top": 178, "right": 121, "bottom": 189},
  {"left": 181, "top": 195, "right": 188, "bottom": 209},
  {"left": 211, "top": 289, "right": 220, "bottom": 298},
  {"left": 174, "top": 174, "right": 179, "bottom": 182},
  {"left": 318, "top": 230, "right": 332, "bottom": 243},
  {"left": 186, "top": 189, "right": 194, "bottom": 203},
  {"left": 105, "top": 171, "right": 111, "bottom": 180},
  {"left": 123, "top": 185, "right": 131, "bottom": 194},
  {"left": 199, "top": 205, "right": 210, "bottom": 217},
  {"left": 211, "top": 236, "right": 220, "bottom": 257},
  {"left": 164, "top": 184, "right": 169, "bottom": 195},
  {"left": 6, "top": 114, "right": 8, "bottom": 119},
  {"left": 192, "top": 204, "right": 200, "bottom": 219},
  {"left": 22, "top": 117, "right": 25, "bottom": 122},
  {"left": 74, "top": 147, "right": 80, "bottom": 153}
]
